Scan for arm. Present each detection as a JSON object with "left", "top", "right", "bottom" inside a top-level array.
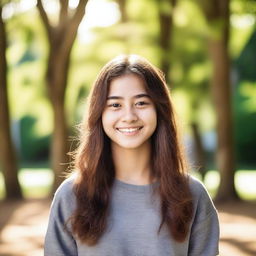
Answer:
[
  {"left": 188, "top": 178, "right": 220, "bottom": 256},
  {"left": 188, "top": 210, "right": 219, "bottom": 256},
  {"left": 44, "top": 179, "right": 78, "bottom": 256}
]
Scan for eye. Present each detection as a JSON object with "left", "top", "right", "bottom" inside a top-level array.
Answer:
[
  {"left": 108, "top": 103, "right": 121, "bottom": 108},
  {"left": 135, "top": 101, "right": 149, "bottom": 107}
]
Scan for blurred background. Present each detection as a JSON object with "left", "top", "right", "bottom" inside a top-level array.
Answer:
[{"left": 0, "top": 0, "right": 255, "bottom": 255}]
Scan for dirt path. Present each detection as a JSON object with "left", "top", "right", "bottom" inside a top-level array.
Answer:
[
  {"left": 0, "top": 199, "right": 51, "bottom": 256},
  {"left": 216, "top": 201, "right": 256, "bottom": 256},
  {"left": 0, "top": 199, "right": 255, "bottom": 256}
]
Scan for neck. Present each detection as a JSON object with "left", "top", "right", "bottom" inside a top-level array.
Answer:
[{"left": 111, "top": 142, "right": 153, "bottom": 185}]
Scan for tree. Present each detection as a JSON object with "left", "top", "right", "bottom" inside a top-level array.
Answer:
[
  {"left": 157, "top": 0, "right": 209, "bottom": 179},
  {"left": 195, "top": 0, "right": 239, "bottom": 201},
  {"left": 0, "top": 3, "right": 22, "bottom": 199},
  {"left": 157, "top": 0, "right": 177, "bottom": 83},
  {"left": 37, "top": 0, "right": 88, "bottom": 190},
  {"left": 116, "top": 0, "right": 128, "bottom": 23}
]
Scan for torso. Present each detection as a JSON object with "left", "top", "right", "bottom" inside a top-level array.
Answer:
[{"left": 76, "top": 179, "right": 188, "bottom": 256}]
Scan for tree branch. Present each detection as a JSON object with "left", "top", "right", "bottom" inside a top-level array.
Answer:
[
  {"left": 195, "top": 0, "right": 220, "bottom": 21},
  {"left": 71, "top": 0, "right": 88, "bottom": 26},
  {"left": 59, "top": 0, "right": 69, "bottom": 24},
  {"left": 63, "top": 0, "right": 88, "bottom": 50},
  {"left": 0, "top": 5, "right": 7, "bottom": 92},
  {"left": 37, "top": 0, "right": 52, "bottom": 41}
]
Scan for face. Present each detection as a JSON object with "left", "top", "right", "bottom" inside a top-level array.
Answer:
[{"left": 102, "top": 74, "right": 157, "bottom": 151}]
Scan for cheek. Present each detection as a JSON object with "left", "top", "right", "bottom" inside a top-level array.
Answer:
[
  {"left": 142, "top": 109, "right": 157, "bottom": 127},
  {"left": 151, "top": 112, "right": 157, "bottom": 131},
  {"left": 101, "top": 111, "right": 109, "bottom": 133},
  {"left": 102, "top": 110, "right": 117, "bottom": 132}
]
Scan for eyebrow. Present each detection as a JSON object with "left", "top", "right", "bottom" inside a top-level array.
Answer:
[{"left": 107, "top": 94, "right": 150, "bottom": 100}]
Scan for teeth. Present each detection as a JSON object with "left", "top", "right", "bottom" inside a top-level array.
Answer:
[{"left": 117, "top": 127, "right": 141, "bottom": 133}]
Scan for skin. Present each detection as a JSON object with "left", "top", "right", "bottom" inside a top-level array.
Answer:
[{"left": 102, "top": 74, "right": 157, "bottom": 185}]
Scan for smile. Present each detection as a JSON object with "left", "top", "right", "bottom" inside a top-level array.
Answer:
[{"left": 116, "top": 127, "right": 143, "bottom": 133}]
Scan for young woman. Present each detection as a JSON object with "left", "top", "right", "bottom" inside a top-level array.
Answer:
[{"left": 44, "top": 54, "right": 219, "bottom": 256}]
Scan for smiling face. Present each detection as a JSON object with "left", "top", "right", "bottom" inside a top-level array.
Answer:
[{"left": 102, "top": 73, "right": 157, "bottom": 151}]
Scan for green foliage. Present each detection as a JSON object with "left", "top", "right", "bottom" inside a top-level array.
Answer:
[
  {"left": 232, "top": 0, "right": 256, "bottom": 15},
  {"left": 230, "top": 0, "right": 256, "bottom": 58},
  {"left": 20, "top": 115, "right": 50, "bottom": 162},
  {"left": 236, "top": 30, "right": 256, "bottom": 81},
  {"left": 233, "top": 27, "right": 256, "bottom": 166},
  {"left": 2, "top": 0, "right": 256, "bottom": 168},
  {"left": 234, "top": 81, "right": 256, "bottom": 166}
]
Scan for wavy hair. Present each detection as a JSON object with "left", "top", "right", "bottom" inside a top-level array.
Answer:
[{"left": 71, "top": 54, "right": 193, "bottom": 245}]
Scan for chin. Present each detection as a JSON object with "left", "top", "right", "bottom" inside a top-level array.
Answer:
[{"left": 113, "top": 140, "right": 150, "bottom": 150}]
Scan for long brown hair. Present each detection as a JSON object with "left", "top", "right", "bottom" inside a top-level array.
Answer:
[{"left": 71, "top": 54, "right": 193, "bottom": 245}]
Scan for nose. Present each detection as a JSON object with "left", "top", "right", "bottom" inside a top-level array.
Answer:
[{"left": 122, "top": 106, "right": 138, "bottom": 123}]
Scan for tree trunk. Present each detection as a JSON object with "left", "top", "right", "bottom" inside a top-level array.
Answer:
[
  {"left": 0, "top": 6, "right": 22, "bottom": 200},
  {"left": 191, "top": 122, "right": 207, "bottom": 181},
  {"left": 209, "top": 38, "right": 238, "bottom": 201},
  {"left": 157, "top": 0, "right": 177, "bottom": 84},
  {"left": 37, "top": 0, "right": 88, "bottom": 191},
  {"left": 51, "top": 96, "right": 69, "bottom": 190},
  {"left": 116, "top": 0, "right": 128, "bottom": 23},
  {"left": 199, "top": 0, "right": 239, "bottom": 201},
  {"left": 46, "top": 45, "right": 70, "bottom": 191}
]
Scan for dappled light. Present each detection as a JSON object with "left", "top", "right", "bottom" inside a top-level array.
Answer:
[
  {"left": 218, "top": 202, "right": 256, "bottom": 256},
  {"left": 0, "top": 199, "right": 255, "bottom": 256},
  {"left": 0, "top": 199, "right": 50, "bottom": 256},
  {"left": 0, "top": 0, "right": 256, "bottom": 255}
]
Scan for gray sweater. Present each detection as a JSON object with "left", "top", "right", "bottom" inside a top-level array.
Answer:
[{"left": 44, "top": 175, "right": 219, "bottom": 256}]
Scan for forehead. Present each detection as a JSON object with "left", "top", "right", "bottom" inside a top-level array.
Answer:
[{"left": 108, "top": 74, "right": 147, "bottom": 96}]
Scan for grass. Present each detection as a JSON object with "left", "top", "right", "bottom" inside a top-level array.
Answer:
[
  {"left": 191, "top": 170, "right": 256, "bottom": 200},
  {"left": 0, "top": 168, "right": 53, "bottom": 199},
  {"left": 0, "top": 169, "right": 256, "bottom": 200}
]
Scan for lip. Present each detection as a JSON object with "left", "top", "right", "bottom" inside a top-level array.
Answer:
[{"left": 116, "top": 126, "right": 143, "bottom": 134}]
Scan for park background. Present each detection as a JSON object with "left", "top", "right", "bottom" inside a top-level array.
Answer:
[{"left": 0, "top": 0, "right": 255, "bottom": 255}]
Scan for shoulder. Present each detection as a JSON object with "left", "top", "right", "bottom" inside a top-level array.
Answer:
[
  {"left": 188, "top": 174, "right": 218, "bottom": 221},
  {"left": 45, "top": 175, "right": 78, "bottom": 254},
  {"left": 49, "top": 174, "right": 77, "bottom": 219},
  {"left": 187, "top": 176, "right": 220, "bottom": 255},
  {"left": 54, "top": 174, "right": 76, "bottom": 201},
  {"left": 188, "top": 174, "right": 209, "bottom": 198}
]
